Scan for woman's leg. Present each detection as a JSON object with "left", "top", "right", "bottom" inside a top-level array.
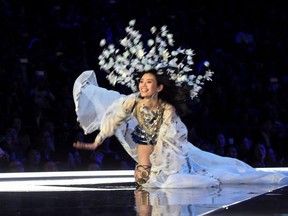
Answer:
[
  {"left": 137, "top": 144, "right": 153, "bottom": 166},
  {"left": 135, "top": 144, "right": 154, "bottom": 185}
]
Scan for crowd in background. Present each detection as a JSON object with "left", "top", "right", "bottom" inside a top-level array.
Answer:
[{"left": 1, "top": 0, "right": 288, "bottom": 172}]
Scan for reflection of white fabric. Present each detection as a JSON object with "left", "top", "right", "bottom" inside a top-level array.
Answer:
[
  {"left": 73, "top": 70, "right": 288, "bottom": 188},
  {"left": 137, "top": 184, "right": 283, "bottom": 216}
]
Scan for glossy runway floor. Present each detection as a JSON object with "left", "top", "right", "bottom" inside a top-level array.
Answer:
[{"left": 1, "top": 168, "right": 288, "bottom": 216}]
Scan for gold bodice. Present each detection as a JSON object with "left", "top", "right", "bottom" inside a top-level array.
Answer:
[{"left": 133, "top": 99, "right": 165, "bottom": 144}]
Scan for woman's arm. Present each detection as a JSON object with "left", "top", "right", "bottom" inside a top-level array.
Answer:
[{"left": 74, "top": 94, "right": 138, "bottom": 150}]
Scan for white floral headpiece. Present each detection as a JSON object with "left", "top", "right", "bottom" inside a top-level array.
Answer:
[{"left": 98, "top": 19, "right": 214, "bottom": 99}]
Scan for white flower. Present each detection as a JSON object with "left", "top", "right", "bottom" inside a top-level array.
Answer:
[
  {"left": 167, "top": 33, "right": 173, "bottom": 40},
  {"left": 123, "top": 51, "right": 129, "bottom": 58},
  {"left": 99, "top": 59, "right": 105, "bottom": 66},
  {"left": 187, "top": 55, "right": 193, "bottom": 60},
  {"left": 129, "top": 19, "right": 136, "bottom": 26},
  {"left": 204, "top": 61, "right": 210, "bottom": 67},
  {"left": 187, "top": 59, "right": 194, "bottom": 65},
  {"left": 181, "top": 75, "right": 188, "bottom": 81},
  {"left": 148, "top": 39, "right": 154, "bottom": 47},
  {"left": 194, "top": 85, "right": 202, "bottom": 93},
  {"left": 176, "top": 76, "right": 183, "bottom": 83},
  {"left": 204, "top": 69, "right": 214, "bottom": 80},
  {"left": 161, "top": 25, "right": 167, "bottom": 32},
  {"left": 137, "top": 49, "right": 145, "bottom": 59},
  {"left": 135, "top": 64, "right": 144, "bottom": 71},
  {"left": 162, "top": 50, "right": 170, "bottom": 61},
  {"left": 188, "top": 74, "right": 196, "bottom": 80},
  {"left": 169, "top": 58, "right": 178, "bottom": 67},
  {"left": 185, "top": 49, "right": 194, "bottom": 56},
  {"left": 103, "top": 50, "right": 110, "bottom": 58},
  {"left": 120, "top": 38, "right": 128, "bottom": 47},
  {"left": 183, "top": 66, "right": 192, "bottom": 72},
  {"left": 98, "top": 19, "right": 214, "bottom": 97},
  {"left": 130, "top": 30, "right": 139, "bottom": 38},
  {"left": 107, "top": 59, "right": 114, "bottom": 69},
  {"left": 99, "top": 39, "right": 106, "bottom": 47},
  {"left": 107, "top": 73, "right": 118, "bottom": 86},
  {"left": 188, "top": 80, "right": 194, "bottom": 86},
  {"left": 133, "top": 37, "right": 140, "bottom": 45},
  {"left": 125, "top": 26, "right": 131, "bottom": 33},
  {"left": 144, "top": 64, "right": 152, "bottom": 71},
  {"left": 151, "top": 26, "right": 157, "bottom": 34},
  {"left": 171, "top": 51, "right": 178, "bottom": 56},
  {"left": 121, "top": 71, "right": 127, "bottom": 78},
  {"left": 108, "top": 44, "right": 115, "bottom": 51},
  {"left": 161, "top": 31, "right": 167, "bottom": 37},
  {"left": 168, "top": 37, "right": 174, "bottom": 46},
  {"left": 190, "top": 90, "right": 198, "bottom": 99},
  {"left": 130, "top": 47, "right": 137, "bottom": 54}
]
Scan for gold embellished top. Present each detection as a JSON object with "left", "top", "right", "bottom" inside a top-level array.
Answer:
[{"left": 131, "top": 99, "right": 165, "bottom": 145}]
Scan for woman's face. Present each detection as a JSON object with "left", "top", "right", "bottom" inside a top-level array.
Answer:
[{"left": 138, "top": 73, "right": 163, "bottom": 98}]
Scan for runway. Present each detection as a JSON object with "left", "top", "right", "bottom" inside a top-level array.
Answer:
[{"left": 1, "top": 168, "right": 288, "bottom": 216}]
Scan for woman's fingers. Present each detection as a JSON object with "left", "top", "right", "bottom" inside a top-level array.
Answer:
[
  {"left": 73, "top": 141, "right": 94, "bottom": 150},
  {"left": 73, "top": 141, "right": 82, "bottom": 148}
]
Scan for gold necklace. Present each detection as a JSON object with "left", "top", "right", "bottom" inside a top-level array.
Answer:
[{"left": 136, "top": 101, "right": 164, "bottom": 144}]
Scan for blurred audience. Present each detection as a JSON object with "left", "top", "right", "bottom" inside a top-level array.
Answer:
[{"left": 0, "top": 1, "right": 288, "bottom": 171}]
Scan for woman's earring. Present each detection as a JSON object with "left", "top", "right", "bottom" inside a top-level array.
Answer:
[{"left": 151, "top": 92, "right": 158, "bottom": 101}]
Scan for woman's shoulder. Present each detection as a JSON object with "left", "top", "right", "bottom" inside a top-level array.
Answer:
[
  {"left": 120, "top": 92, "right": 140, "bottom": 109},
  {"left": 124, "top": 92, "right": 140, "bottom": 102},
  {"left": 160, "top": 100, "right": 175, "bottom": 111}
]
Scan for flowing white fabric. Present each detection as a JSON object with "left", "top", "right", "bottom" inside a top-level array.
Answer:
[{"left": 73, "top": 70, "right": 288, "bottom": 188}]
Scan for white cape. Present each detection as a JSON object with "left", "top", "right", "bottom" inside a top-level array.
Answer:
[{"left": 73, "top": 70, "right": 288, "bottom": 188}]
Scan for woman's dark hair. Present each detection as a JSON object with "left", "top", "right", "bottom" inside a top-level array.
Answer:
[{"left": 139, "top": 68, "right": 192, "bottom": 117}]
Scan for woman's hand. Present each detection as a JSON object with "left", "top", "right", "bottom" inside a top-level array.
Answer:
[{"left": 73, "top": 140, "right": 100, "bottom": 150}]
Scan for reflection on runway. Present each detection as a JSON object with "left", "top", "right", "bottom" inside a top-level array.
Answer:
[
  {"left": 0, "top": 168, "right": 288, "bottom": 215},
  {"left": 134, "top": 184, "right": 285, "bottom": 215}
]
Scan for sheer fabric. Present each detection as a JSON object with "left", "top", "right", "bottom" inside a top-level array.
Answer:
[{"left": 73, "top": 70, "right": 288, "bottom": 188}]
